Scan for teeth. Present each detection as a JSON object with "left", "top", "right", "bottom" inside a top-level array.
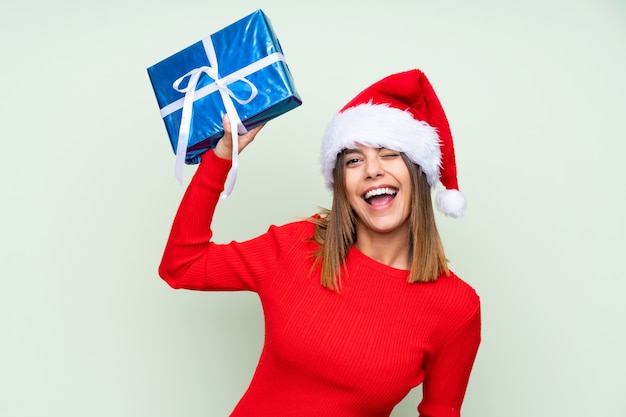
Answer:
[{"left": 364, "top": 187, "right": 397, "bottom": 200}]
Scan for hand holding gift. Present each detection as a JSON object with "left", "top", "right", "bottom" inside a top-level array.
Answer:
[{"left": 214, "top": 115, "right": 265, "bottom": 160}]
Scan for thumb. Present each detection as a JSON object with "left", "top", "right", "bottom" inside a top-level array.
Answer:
[
  {"left": 213, "top": 114, "right": 234, "bottom": 159},
  {"left": 222, "top": 113, "right": 232, "bottom": 136}
]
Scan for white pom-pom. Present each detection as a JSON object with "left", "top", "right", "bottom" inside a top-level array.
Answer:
[{"left": 435, "top": 189, "right": 467, "bottom": 218}]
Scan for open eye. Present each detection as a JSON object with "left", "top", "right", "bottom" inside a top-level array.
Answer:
[{"left": 344, "top": 152, "right": 363, "bottom": 167}]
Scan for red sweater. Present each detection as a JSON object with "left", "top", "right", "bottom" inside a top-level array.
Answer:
[{"left": 159, "top": 150, "right": 481, "bottom": 417}]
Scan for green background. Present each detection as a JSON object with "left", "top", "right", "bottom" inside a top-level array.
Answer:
[{"left": 2, "top": 0, "right": 625, "bottom": 416}]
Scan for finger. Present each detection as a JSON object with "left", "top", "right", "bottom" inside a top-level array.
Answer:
[
  {"left": 214, "top": 114, "right": 234, "bottom": 159},
  {"left": 249, "top": 123, "right": 265, "bottom": 136},
  {"left": 222, "top": 114, "right": 232, "bottom": 136}
]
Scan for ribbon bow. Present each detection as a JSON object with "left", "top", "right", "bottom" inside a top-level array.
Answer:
[
  {"left": 166, "top": 36, "right": 287, "bottom": 198},
  {"left": 172, "top": 60, "right": 258, "bottom": 197}
]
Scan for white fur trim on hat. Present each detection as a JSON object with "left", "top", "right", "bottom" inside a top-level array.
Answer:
[
  {"left": 320, "top": 102, "right": 442, "bottom": 189},
  {"left": 435, "top": 188, "right": 467, "bottom": 218}
]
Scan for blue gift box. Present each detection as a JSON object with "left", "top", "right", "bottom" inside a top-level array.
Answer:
[{"left": 147, "top": 9, "right": 302, "bottom": 180}]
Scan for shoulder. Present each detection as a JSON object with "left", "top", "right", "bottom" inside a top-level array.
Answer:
[
  {"left": 438, "top": 271, "right": 479, "bottom": 301},
  {"left": 266, "top": 216, "right": 317, "bottom": 237},
  {"left": 428, "top": 271, "right": 480, "bottom": 321},
  {"left": 260, "top": 216, "right": 319, "bottom": 250},
  {"left": 425, "top": 271, "right": 481, "bottom": 347}
]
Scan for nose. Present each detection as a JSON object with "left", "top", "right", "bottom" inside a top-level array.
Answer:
[{"left": 364, "top": 158, "right": 384, "bottom": 179}]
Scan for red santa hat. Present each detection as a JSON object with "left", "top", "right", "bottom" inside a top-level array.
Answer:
[{"left": 320, "top": 69, "right": 466, "bottom": 218}]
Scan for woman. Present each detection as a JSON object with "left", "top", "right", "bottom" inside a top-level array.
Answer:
[{"left": 159, "top": 69, "right": 481, "bottom": 417}]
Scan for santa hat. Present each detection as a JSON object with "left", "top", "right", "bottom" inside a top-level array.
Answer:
[{"left": 320, "top": 69, "right": 466, "bottom": 218}]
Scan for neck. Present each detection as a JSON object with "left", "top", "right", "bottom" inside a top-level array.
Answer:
[{"left": 354, "top": 224, "right": 410, "bottom": 270}]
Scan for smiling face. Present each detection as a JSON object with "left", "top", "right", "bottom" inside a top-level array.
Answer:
[{"left": 342, "top": 144, "right": 413, "bottom": 240}]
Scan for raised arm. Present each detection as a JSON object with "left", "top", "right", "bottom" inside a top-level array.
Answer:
[{"left": 158, "top": 116, "right": 265, "bottom": 291}]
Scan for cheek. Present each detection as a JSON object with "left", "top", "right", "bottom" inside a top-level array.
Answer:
[{"left": 343, "top": 171, "right": 360, "bottom": 194}]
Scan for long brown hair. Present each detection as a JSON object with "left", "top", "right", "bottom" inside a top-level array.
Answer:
[{"left": 310, "top": 151, "right": 449, "bottom": 291}]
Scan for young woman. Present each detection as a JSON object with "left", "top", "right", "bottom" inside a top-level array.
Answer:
[{"left": 159, "top": 69, "right": 481, "bottom": 417}]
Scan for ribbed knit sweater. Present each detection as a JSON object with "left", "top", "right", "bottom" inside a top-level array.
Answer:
[{"left": 159, "top": 149, "right": 481, "bottom": 417}]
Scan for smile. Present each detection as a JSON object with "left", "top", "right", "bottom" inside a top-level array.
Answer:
[{"left": 363, "top": 187, "right": 398, "bottom": 205}]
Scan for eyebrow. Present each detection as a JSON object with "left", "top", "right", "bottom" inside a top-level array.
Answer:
[{"left": 344, "top": 147, "right": 395, "bottom": 155}]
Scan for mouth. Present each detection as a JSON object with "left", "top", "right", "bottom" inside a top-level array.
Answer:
[{"left": 363, "top": 187, "right": 398, "bottom": 206}]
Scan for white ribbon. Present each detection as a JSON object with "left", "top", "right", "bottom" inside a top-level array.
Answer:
[{"left": 164, "top": 36, "right": 286, "bottom": 198}]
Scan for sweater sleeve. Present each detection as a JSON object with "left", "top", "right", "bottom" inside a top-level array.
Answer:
[
  {"left": 158, "top": 149, "right": 281, "bottom": 292},
  {"left": 418, "top": 300, "right": 481, "bottom": 417}
]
